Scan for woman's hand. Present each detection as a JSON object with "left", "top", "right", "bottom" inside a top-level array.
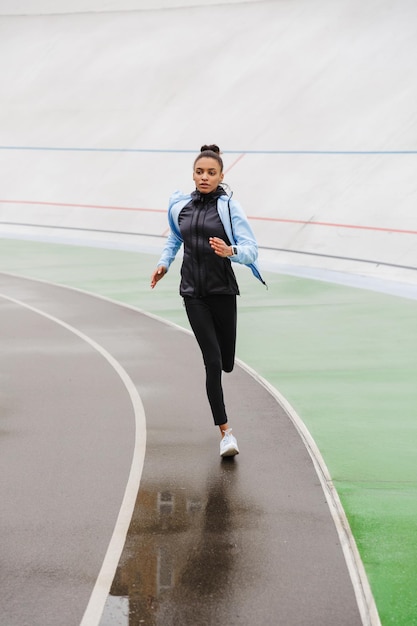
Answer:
[
  {"left": 209, "top": 237, "right": 233, "bottom": 258},
  {"left": 150, "top": 266, "right": 167, "bottom": 289}
]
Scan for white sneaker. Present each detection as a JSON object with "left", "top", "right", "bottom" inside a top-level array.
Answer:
[{"left": 220, "top": 429, "right": 239, "bottom": 457}]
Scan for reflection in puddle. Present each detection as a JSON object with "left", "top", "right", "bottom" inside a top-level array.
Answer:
[{"left": 100, "top": 459, "right": 238, "bottom": 625}]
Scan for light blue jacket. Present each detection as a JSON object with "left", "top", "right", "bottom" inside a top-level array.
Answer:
[{"left": 157, "top": 190, "right": 266, "bottom": 286}]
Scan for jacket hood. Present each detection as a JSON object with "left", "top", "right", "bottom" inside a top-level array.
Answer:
[{"left": 169, "top": 190, "right": 190, "bottom": 207}]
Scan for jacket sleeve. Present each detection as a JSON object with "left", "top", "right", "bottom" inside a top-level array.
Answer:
[
  {"left": 157, "top": 228, "right": 183, "bottom": 270},
  {"left": 229, "top": 199, "right": 258, "bottom": 266},
  {"left": 156, "top": 195, "right": 187, "bottom": 270}
]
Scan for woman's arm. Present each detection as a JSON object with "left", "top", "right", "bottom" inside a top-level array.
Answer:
[
  {"left": 228, "top": 199, "right": 259, "bottom": 266},
  {"left": 150, "top": 229, "right": 182, "bottom": 288},
  {"left": 156, "top": 229, "right": 183, "bottom": 270}
]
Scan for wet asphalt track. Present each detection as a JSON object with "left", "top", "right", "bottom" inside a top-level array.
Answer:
[{"left": 0, "top": 273, "right": 362, "bottom": 626}]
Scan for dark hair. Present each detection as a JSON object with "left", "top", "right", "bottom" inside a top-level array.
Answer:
[{"left": 194, "top": 144, "right": 223, "bottom": 172}]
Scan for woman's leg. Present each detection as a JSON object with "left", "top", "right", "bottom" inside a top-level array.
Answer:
[
  {"left": 184, "top": 297, "right": 228, "bottom": 426},
  {"left": 209, "top": 295, "right": 237, "bottom": 374}
]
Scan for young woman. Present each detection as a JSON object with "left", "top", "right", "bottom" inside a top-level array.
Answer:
[{"left": 151, "top": 144, "right": 265, "bottom": 457}]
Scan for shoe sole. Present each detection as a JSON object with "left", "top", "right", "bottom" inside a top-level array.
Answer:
[{"left": 220, "top": 445, "right": 239, "bottom": 457}]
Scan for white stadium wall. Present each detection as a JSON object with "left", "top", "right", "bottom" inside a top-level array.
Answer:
[{"left": 1, "top": 0, "right": 416, "bottom": 291}]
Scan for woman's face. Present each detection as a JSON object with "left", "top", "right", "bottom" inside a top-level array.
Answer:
[{"left": 193, "top": 157, "right": 224, "bottom": 194}]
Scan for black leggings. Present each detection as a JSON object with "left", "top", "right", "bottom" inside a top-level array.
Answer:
[{"left": 184, "top": 295, "right": 237, "bottom": 426}]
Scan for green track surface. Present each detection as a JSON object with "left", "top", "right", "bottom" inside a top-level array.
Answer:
[{"left": 2, "top": 239, "right": 416, "bottom": 625}]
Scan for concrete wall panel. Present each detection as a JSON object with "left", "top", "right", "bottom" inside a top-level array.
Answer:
[{"left": 1, "top": 0, "right": 416, "bottom": 287}]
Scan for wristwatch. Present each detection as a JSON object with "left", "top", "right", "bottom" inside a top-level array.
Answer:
[{"left": 231, "top": 246, "right": 238, "bottom": 256}]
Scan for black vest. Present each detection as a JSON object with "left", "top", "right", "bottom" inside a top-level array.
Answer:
[{"left": 178, "top": 188, "right": 239, "bottom": 297}]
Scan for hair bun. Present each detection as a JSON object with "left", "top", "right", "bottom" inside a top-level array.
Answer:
[{"left": 200, "top": 144, "right": 221, "bottom": 154}]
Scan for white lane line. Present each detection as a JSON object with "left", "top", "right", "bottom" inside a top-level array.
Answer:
[
  {"left": 0, "top": 273, "right": 381, "bottom": 626},
  {"left": 0, "top": 292, "right": 146, "bottom": 626},
  {"left": 236, "top": 358, "right": 382, "bottom": 626}
]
